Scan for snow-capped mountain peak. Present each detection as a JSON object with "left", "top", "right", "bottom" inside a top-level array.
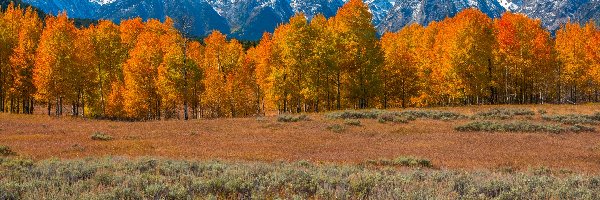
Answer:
[
  {"left": 499, "top": 0, "right": 519, "bottom": 11},
  {"left": 90, "top": 0, "right": 116, "bottom": 6},
  {"left": 19, "top": 0, "right": 600, "bottom": 40}
]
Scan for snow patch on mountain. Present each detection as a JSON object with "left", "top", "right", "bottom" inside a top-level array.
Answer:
[
  {"left": 19, "top": 0, "right": 600, "bottom": 40},
  {"left": 90, "top": 0, "right": 116, "bottom": 5},
  {"left": 365, "top": 0, "right": 393, "bottom": 24},
  {"left": 498, "top": 0, "right": 519, "bottom": 11}
]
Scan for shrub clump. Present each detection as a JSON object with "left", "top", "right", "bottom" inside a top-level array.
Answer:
[
  {"left": 377, "top": 112, "right": 410, "bottom": 123},
  {"left": 91, "top": 132, "right": 114, "bottom": 141},
  {"left": 325, "top": 110, "right": 383, "bottom": 119},
  {"left": 588, "top": 112, "right": 600, "bottom": 121},
  {"left": 344, "top": 119, "right": 362, "bottom": 126},
  {"left": 542, "top": 114, "right": 599, "bottom": 125},
  {"left": 327, "top": 124, "right": 346, "bottom": 133},
  {"left": 0, "top": 145, "right": 17, "bottom": 157},
  {"left": 568, "top": 124, "right": 596, "bottom": 133},
  {"left": 455, "top": 121, "right": 566, "bottom": 133},
  {"left": 277, "top": 114, "right": 309, "bottom": 122},
  {"left": 471, "top": 108, "right": 535, "bottom": 120},
  {"left": 366, "top": 157, "right": 433, "bottom": 168},
  {"left": 326, "top": 109, "right": 465, "bottom": 122},
  {"left": 1, "top": 157, "right": 600, "bottom": 199},
  {"left": 397, "top": 110, "right": 466, "bottom": 120}
]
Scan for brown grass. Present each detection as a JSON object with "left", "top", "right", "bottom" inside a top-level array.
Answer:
[{"left": 1, "top": 104, "right": 600, "bottom": 173}]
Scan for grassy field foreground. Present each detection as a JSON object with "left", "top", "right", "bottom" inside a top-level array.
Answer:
[
  {"left": 1, "top": 104, "right": 600, "bottom": 198},
  {"left": 1, "top": 157, "right": 600, "bottom": 199},
  {"left": 1, "top": 104, "right": 600, "bottom": 172}
]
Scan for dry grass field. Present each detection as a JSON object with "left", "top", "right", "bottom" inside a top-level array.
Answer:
[{"left": 2, "top": 104, "right": 600, "bottom": 173}]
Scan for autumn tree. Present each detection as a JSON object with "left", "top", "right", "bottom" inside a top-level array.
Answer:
[
  {"left": 494, "top": 12, "right": 554, "bottom": 104},
  {"left": 556, "top": 21, "right": 598, "bottom": 103},
  {"left": 184, "top": 41, "right": 205, "bottom": 118},
  {"left": 202, "top": 31, "right": 229, "bottom": 117},
  {"left": 380, "top": 24, "right": 422, "bottom": 108},
  {"left": 122, "top": 19, "right": 166, "bottom": 119},
  {"left": 229, "top": 49, "right": 259, "bottom": 116},
  {"left": 250, "top": 33, "right": 275, "bottom": 114},
  {"left": 202, "top": 31, "right": 249, "bottom": 117},
  {"left": 119, "top": 18, "right": 145, "bottom": 52},
  {"left": 410, "top": 21, "right": 440, "bottom": 106},
  {"left": 4, "top": 0, "right": 600, "bottom": 120},
  {"left": 103, "top": 18, "right": 147, "bottom": 118},
  {"left": 0, "top": 3, "right": 21, "bottom": 112},
  {"left": 0, "top": 4, "right": 42, "bottom": 114},
  {"left": 585, "top": 22, "right": 600, "bottom": 101},
  {"left": 306, "top": 14, "right": 338, "bottom": 112},
  {"left": 442, "top": 9, "right": 496, "bottom": 104},
  {"left": 71, "top": 26, "right": 98, "bottom": 116},
  {"left": 88, "top": 20, "right": 127, "bottom": 116},
  {"left": 34, "top": 13, "right": 90, "bottom": 116},
  {"left": 270, "top": 13, "right": 313, "bottom": 113},
  {"left": 331, "top": 0, "right": 383, "bottom": 109},
  {"left": 157, "top": 26, "right": 186, "bottom": 118}
]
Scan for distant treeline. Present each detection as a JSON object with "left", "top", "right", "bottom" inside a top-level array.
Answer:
[{"left": 1, "top": 0, "right": 599, "bottom": 120}]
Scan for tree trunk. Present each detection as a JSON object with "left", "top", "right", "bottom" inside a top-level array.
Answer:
[
  {"left": 184, "top": 100, "right": 189, "bottom": 120},
  {"left": 336, "top": 72, "right": 341, "bottom": 110},
  {"left": 82, "top": 94, "right": 85, "bottom": 117},
  {"left": 22, "top": 98, "right": 26, "bottom": 114},
  {"left": 30, "top": 98, "right": 34, "bottom": 114},
  {"left": 401, "top": 82, "right": 406, "bottom": 109},
  {"left": 10, "top": 98, "right": 14, "bottom": 114}
]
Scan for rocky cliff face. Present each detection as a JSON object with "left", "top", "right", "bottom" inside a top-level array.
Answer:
[
  {"left": 20, "top": 0, "right": 600, "bottom": 40},
  {"left": 377, "top": 0, "right": 506, "bottom": 33}
]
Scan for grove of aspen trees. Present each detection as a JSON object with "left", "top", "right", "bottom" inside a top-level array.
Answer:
[{"left": 0, "top": 0, "right": 599, "bottom": 120}]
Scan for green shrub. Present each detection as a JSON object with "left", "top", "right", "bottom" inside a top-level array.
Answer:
[
  {"left": 393, "top": 157, "right": 433, "bottom": 168},
  {"left": 455, "top": 121, "right": 566, "bottom": 133},
  {"left": 0, "top": 145, "right": 16, "bottom": 157},
  {"left": 0, "top": 157, "right": 599, "bottom": 199},
  {"left": 326, "top": 110, "right": 465, "bottom": 121},
  {"left": 542, "top": 114, "right": 599, "bottom": 125},
  {"left": 588, "top": 112, "right": 600, "bottom": 121},
  {"left": 471, "top": 108, "right": 535, "bottom": 120},
  {"left": 366, "top": 157, "right": 433, "bottom": 168},
  {"left": 569, "top": 124, "right": 596, "bottom": 133},
  {"left": 326, "top": 124, "right": 345, "bottom": 133},
  {"left": 325, "top": 110, "right": 383, "bottom": 119},
  {"left": 344, "top": 119, "right": 361, "bottom": 126},
  {"left": 277, "top": 114, "right": 309, "bottom": 122},
  {"left": 396, "top": 110, "right": 466, "bottom": 120},
  {"left": 91, "top": 132, "right": 114, "bottom": 141},
  {"left": 377, "top": 113, "right": 409, "bottom": 123},
  {"left": 0, "top": 157, "right": 34, "bottom": 170}
]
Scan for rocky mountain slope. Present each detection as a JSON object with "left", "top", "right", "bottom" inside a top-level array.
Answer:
[{"left": 18, "top": 0, "right": 600, "bottom": 40}]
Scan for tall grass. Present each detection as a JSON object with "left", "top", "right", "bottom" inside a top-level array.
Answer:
[{"left": 1, "top": 157, "right": 599, "bottom": 199}]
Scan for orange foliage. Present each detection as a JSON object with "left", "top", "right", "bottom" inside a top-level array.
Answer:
[{"left": 1, "top": 3, "right": 600, "bottom": 120}]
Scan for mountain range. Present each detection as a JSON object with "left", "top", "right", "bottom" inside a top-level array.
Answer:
[{"left": 16, "top": 0, "right": 600, "bottom": 40}]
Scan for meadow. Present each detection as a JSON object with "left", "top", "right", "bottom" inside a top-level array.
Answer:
[{"left": 1, "top": 104, "right": 600, "bottom": 198}]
